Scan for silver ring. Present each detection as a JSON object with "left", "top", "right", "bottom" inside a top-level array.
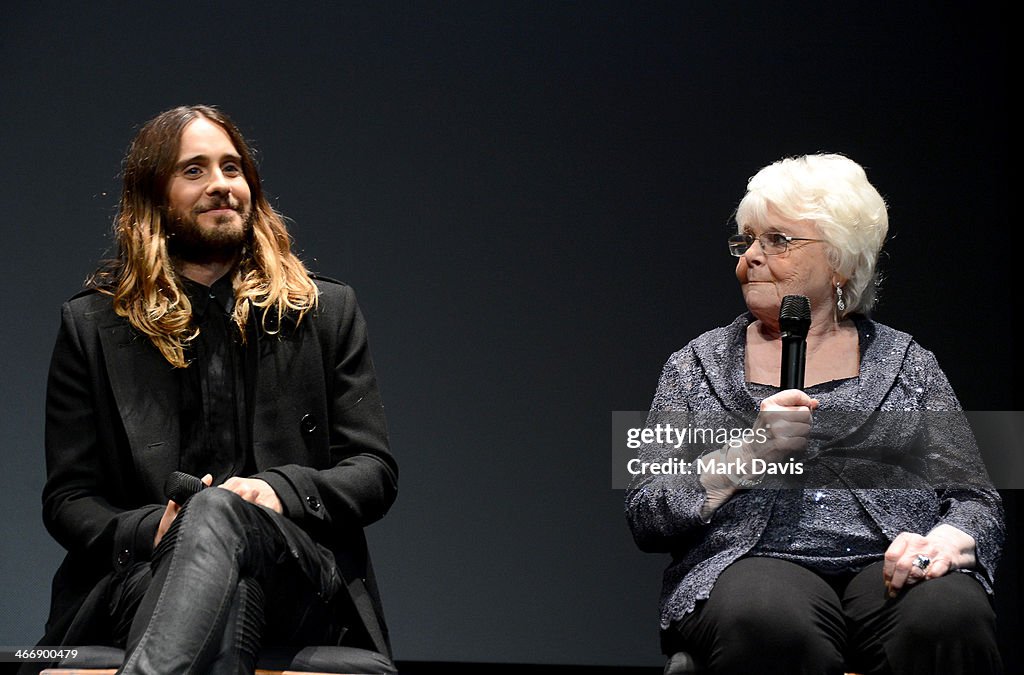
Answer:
[{"left": 913, "top": 554, "right": 931, "bottom": 571}]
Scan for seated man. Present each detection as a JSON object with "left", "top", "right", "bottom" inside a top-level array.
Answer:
[{"left": 25, "top": 105, "right": 398, "bottom": 674}]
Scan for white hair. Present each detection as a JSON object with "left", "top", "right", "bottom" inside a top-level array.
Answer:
[{"left": 735, "top": 153, "right": 889, "bottom": 318}]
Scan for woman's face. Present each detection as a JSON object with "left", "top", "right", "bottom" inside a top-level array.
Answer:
[{"left": 735, "top": 208, "right": 836, "bottom": 325}]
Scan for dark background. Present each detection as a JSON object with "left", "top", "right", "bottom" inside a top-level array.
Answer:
[{"left": 1, "top": 2, "right": 1015, "bottom": 669}]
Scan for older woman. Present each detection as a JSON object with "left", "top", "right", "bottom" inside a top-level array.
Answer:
[{"left": 626, "top": 154, "right": 1004, "bottom": 674}]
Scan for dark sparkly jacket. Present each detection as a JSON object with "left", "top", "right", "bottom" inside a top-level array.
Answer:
[{"left": 625, "top": 313, "right": 1004, "bottom": 629}]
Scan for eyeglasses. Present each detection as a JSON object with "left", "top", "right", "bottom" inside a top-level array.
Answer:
[{"left": 728, "top": 232, "right": 825, "bottom": 257}]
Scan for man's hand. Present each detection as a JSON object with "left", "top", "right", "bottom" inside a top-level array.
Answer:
[
  {"left": 154, "top": 473, "right": 213, "bottom": 549},
  {"left": 218, "top": 477, "right": 283, "bottom": 514}
]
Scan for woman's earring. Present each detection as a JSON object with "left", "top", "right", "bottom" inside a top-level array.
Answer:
[{"left": 835, "top": 283, "right": 846, "bottom": 313}]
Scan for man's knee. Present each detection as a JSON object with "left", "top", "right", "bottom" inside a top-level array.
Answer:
[
  {"left": 175, "top": 487, "right": 290, "bottom": 577},
  {"left": 179, "top": 487, "right": 257, "bottom": 535},
  {"left": 151, "top": 489, "right": 253, "bottom": 565}
]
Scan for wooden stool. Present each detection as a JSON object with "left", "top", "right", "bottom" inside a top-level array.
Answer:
[{"left": 37, "top": 645, "right": 394, "bottom": 675}]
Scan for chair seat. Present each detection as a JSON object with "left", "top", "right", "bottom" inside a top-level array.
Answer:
[{"left": 39, "top": 644, "right": 395, "bottom": 675}]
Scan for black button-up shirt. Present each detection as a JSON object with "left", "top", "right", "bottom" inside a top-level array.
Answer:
[{"left": 179, "top": 275, "right": 253, "bottom": 483}]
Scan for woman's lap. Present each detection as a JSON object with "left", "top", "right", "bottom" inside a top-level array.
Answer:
[{"left": 671, "top": 557, "right": 1000, "bottom": 675}]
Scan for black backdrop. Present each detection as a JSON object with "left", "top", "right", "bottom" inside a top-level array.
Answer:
[{"left": 1, "top": 2, "right": 1016, "bottom": 668}]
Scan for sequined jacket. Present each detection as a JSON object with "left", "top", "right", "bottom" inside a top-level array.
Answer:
[{"left": 625, "top": 313, "right": 1005, "bottom": 629}]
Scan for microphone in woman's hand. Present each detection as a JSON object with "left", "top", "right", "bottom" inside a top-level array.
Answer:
[{"left": 779, "top": 295, "right": 811, "bottom": 389}]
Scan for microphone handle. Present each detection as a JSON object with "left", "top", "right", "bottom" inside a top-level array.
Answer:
[
  {"left": 164, "top": 471, "right": 208, "bottom": 505},
  {"left": 780, "top": 334, "right": 806, "bottom": 390}
]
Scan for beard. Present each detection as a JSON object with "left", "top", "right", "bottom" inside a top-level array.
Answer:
[{"left": 165, "top": 201, "right": 254, "bottom": 264}]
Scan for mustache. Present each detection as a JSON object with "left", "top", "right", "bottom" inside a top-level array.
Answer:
[{"left": 195, "top": 198, "right": 241, "bottom": 213}]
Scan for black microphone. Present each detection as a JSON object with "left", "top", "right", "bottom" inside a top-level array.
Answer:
[
  {"left": 164, "top": 471, "right": 207, "bottom": 505},
  {"left": 779, "top": 295, "right": 811, "bottom": 389}
]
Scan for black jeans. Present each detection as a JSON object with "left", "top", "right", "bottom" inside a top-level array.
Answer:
[
  {"left": 109, "top": 488, "right": 346, "bottom": 675},
  {"left": 669, "top": 557, "right": 1002, "bottom": 675}
]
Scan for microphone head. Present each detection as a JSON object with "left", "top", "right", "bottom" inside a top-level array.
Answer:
[
  {"left": 779, "top": 295, "right": 811, "bottom": 338},
  {"left": 164, "top": 471, "right": 206, "bottom": 505}
]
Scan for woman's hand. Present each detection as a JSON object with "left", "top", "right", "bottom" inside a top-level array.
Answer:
[
  {"left": 883, "top": 525, "right": 977, "bottom": 597},
  {"left": 745, "top": 389, "right": 819, "bottom": 464},
  {"left": 699, "top": 389, "right": 818, "bottom": 519}
]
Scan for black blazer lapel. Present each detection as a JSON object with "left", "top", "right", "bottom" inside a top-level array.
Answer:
[{"left": 98, "top": 322, "right": 181, "bottom": 501}]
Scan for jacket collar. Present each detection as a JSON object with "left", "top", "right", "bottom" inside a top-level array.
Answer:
[{"left": 692, "top": 313, "right": 914, "bottom": 421}]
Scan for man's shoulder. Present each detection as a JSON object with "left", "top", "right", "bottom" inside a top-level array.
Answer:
[
  {"left": 63, "top": 287, "right": 118, "bottom": 320},
  {"left": 310, "top": 273, "right": 353, "bottom": 294},
  {"left": 309, "top": 274, "right": 359, "bottom": 312},
  {"left": 66, "top": 286, "right": 106, "bottom": 302}
]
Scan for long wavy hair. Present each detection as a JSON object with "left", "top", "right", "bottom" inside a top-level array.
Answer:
[{"left": 91, "top": 105, "right": 319, "bottom": 368}]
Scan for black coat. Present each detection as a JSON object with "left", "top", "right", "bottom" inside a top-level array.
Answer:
[{"left": 39, "top": 277, "right": 398, "bottom": 656}]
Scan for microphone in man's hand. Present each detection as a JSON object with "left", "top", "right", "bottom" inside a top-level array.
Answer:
[
  {"left": 164, "top": 471, "right": 208, "bottom": 505},
  {"left": 779, "top": 295, "right": 811, "bottom": 390}
]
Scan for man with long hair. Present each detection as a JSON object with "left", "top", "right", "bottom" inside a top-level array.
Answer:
[{"left": 29, "top": 105, "right": 398, "bottom": 674}]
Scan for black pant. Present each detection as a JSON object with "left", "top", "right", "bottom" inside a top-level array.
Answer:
[
  {"left": 109, "top": 488, "right": 346, "bottom": 674},
  {"left": 670, "top": 557, "right": 1001, "bottom": 675}
]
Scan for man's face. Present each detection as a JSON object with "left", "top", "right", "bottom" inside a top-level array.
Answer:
[{"left": 165, "top": 116, "right": 253, "bottom": 260}]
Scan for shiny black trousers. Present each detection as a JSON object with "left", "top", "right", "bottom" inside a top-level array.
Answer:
[
  {"left": 110, "top": 488, "right": 344, "bottom": 675},
  {"left": 669, "top": 557, "right": 1002, "bottom": 675}
]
